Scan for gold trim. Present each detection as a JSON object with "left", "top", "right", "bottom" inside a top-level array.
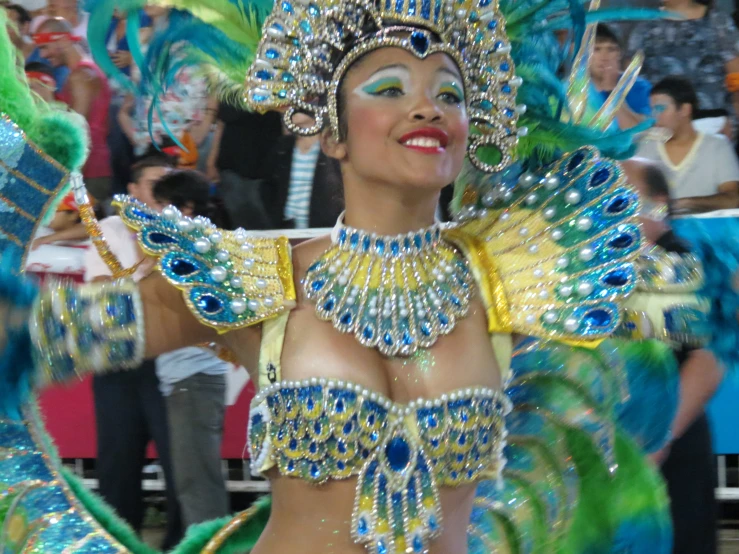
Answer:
[{"left": 203, "top": 503, "right": 263, "bottom": 554}]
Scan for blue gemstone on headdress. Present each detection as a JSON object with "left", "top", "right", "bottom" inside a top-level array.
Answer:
[
  {"left": 252, "top": 93, "right": 269, "bottom": 103},
  {"left": 590, "top": 167, "right": 610, "bottom": 187},
  {"left": 487, "top": 18, "right": 498, "bottom": 29},
  {"left": 500, "top": 62, "right": 510, "bottom": 71},
  {"left": 504, "top": 108, "right": 514, "bottom": 118},
  {"left": 358, "top": 517, "right": 368, "bottom": 536},
  {"left": 603, "top": 269, "right": 629, "bottom": 286},
  {"left": 363, "top": 325, "right": 374, "bottom": 339},
  {"left": 256, "top": 70, "right": 273, "bottom": 80},
  {"left": 567, "top": 151, "right": 585, "bottom": 171},
  {"left": 607, "top": 195, "right": 630, "bottom": 214},
  {"left": 197, "top": 295, "right": 221, "bottom": 313},
  {"left": 421, "top": 0, "right": 431, "bottom": 19},
  {"left": 282, "top": 72, "right": 295, "bottom": 82},
  {"left": 278, "top": 90, "right": 287, "bottom": 99},
  {"left": 287, "top": 460, "right": 295, "bottom": 472},
  {"left": 376, "top": 239, "right": 385, "bottom": 254},
  {"left": 171, "top": 259, "right": 197, "bottom": 276},
  {"left": 266, "top": 48, "right": 280, "bottom": 59},
  {"left": 386, "top": 436, "right": 411, "bottom": 471},
  {"left": 340, "top": 312, "right": 353, "bottom": 325},
  {"left": 502, "top": 84, "right": 512, "bottom": 94},
  {"left": 289, "top": 438, "right": 298, "bottom": 450},
  {"left": 608, "top": 233, "right": 634, "bottom": 249},
  {"left": 281, "top": 1, "right": 293, "bottom": 12},
  {"left": 410, "top": 31, "right": 430, "bottom": 55},
  {"left": 300, "top": 20, "right": 312, "bottom": 33},
  {"left": 311, "top": 279, "right": 326, "bottom": 291},
  {"left": 350, "top": 232, "right": 359, "bottom": 249},
  {"left": 450, "top": 295, "right": 461, "bottom": 307},
  {"left": 149, "top": 232, "right": 177, "bottom": 244},
  {"left": 384, "top": 332, "right": 394, "bottom": 346},
  {"left": 308, "top": 3, "right": 319, "bottom": 15},
  {"left": 584, "top": 309, "right": 612, "bottom": 327},
  {"left": 377, "top": 541, "right": 388, "bottom": 554}
]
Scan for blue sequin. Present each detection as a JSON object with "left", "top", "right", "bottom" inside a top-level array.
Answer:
[
  {"left": 589, "top": 167, "right": 610, "bottom": 187},
  {"left": 383, "top": 332, "right": 394, "bottom": 346},
  {"left": 608, "top": 233, "right": 634, "bottom": 249},
  {"left": 197, "top": 295, "right": 221, "bottom": 313},
  {"left": 170, "top": 259, "right": 197, "bottom": 276},
  {"left": 603, "top": 269, "right": 629, "bottom": 286},
  {"left": 376, "top": 239, "right": 385, "bottom": 254},
  {"left": 311, "top": 279, "right": 326, "bottom": 291},
  {"left": 340, "top": 312, "right": 353, "bottom": 325},
  {"left": 363, "top": 325, "right": 374, "bottom": 340},
  {"left": 323, "top": 297, "right": 336, "bottom": 312},
  {"left": 607, "top": 195, "right": 630, "bottom": 214},
  {"left": 584, "top": 308, "right": 612, "bottom": 327},
  {"left": 358, "top": 517, "right": 368, "bottom": 535},
  {"left": 386, "top": 436, "right": 411, "bottom": 471},
  {"left": 567, "top": 151, "right": 586, "bottom": 171},
  {"left": 410, "top": 31, "right": 430, "bottom": 54}
]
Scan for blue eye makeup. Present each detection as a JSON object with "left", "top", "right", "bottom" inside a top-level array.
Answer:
[
  {"left": 362, "top": 76, "right": 404, "bottom": 96},
  {"left": 652, "top": 104, "right": 668, "bottom": 115}
]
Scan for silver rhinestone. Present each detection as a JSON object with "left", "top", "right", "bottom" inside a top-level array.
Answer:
[
  {"left": 456, "top": 8, "right": 466, "bottom": 17},
  {"left": 230, "top": 277, "right": 243, "bottom": 288},
  {"left": 216, "top": 250, "right": 230, "bottom": 262},
  {"left": 177, "top": 219, "right": 193, "bottom": 233},
  {"left": 248, "top": 299, "right": 260, "bottom": 311},
  {"left": 543, "top": 207, "right": 556, "bottom": 220},
  {"left": 565, "top": 190, "right": 582, "bottom": 205},
  {"left": 556, "top": 256, "right": 569, "bottom": 269},
  {"left": 518, "top": 172, "right": 536, "bottom": 188},
  {"left": 564, "top": 318, "right": 579, "bottom": 332},
  {"left": 210, "top": 266, "right": 228, "bottom": 283},
  {"left": 579, "top": 247, "right": 595, "bottom": 262},
  {"left": 544, "top": 175, "right": 560, "bottom": 190},
  {"left": 230, "top": 298, "right": 247, "bottom": 314},
  {"left": 264, "top": 297, "right": 275, "bottom": 308},
  {"left": 576, "top": 216, "right": 593, "bottom": 231},
  {"left": 525, "top": 193, "right": 537, "bottom": 206},
  {"left": 256, "top": 278, "right": 267, "bottom": 289},
  {"left": 577, "top": 282, "right": 594, "bottom": 296},
  {"left": 551, "top": 229, "right": 564, "bottom": 241},
  {"left": 193, "top": 238, "right": 211, "bottom": 254},
  {"left": 560, "top": 284, "right": 574, "bottom": 297},
  {"left": 544, "top": 310, "right": 558, "bottom": 324},
  {"left": 244, "top": 259, "right": 255, "bottom": 270}
]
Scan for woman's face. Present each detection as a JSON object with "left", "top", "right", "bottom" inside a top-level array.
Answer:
[{"left": 334, "top": 47, "right": 468, "bottom": 193}]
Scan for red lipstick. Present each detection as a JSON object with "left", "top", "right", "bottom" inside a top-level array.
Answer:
[{"left": 398, "top": 127, "right": 449, "bottom": 154}]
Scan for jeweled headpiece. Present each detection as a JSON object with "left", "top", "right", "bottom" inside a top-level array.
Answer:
[{"left": 245, "top": 0, "right": 522, "bottom": 172}]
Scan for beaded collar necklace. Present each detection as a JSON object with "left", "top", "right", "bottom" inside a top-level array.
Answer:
[{"left": 303, "top": 214, "right": 474, "bottom": 356}]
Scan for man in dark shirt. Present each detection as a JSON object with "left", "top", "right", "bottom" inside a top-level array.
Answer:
[{"left": 625, "top": 158, "right": 723, "bottom": 554}]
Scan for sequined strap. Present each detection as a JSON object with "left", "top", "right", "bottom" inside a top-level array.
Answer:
[
  {"left": 114, "top": 195, "right": 296, "bottom": 333},
  {"left": 456, "top": 147, "right": 640, "bottom": 345}
]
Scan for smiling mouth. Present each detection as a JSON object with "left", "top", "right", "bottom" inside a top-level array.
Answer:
[{"left": 399, "top": 128, "right": 449, "bottom": 154}]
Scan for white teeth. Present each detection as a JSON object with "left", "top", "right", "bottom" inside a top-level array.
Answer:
[{"left": 402, "top": 137, "right": 441, "bottom": 148}]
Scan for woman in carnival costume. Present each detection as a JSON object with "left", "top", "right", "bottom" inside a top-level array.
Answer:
[{"left": 0, "top": 1, "right": 723, "bottom": 553}]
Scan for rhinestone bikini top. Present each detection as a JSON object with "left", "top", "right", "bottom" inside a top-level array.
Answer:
[{"left": 247, "top": 377, "right": 510, "bottom": 554}]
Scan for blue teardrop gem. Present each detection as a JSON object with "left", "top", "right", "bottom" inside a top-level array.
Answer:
[
  {"left": 590, "top": 167, "right": 610, "bottom": 187},
  {"left": 420, "top": 322, "right": 431, "bottom": 336},
  {"left": 363, "top": 325, "right": 374, "bottom": 340},
  {"left": 377, "top": 541, "right": 388, "bottom": 554},
  {"left": 413, "top": 536, "right": 424, "bottom": 552},
  {"left": 413, "top": 235, "right": 423, "bottom": 249},
  {"left": 584, "top": 309, "right": 612, "bottom": 327},
  {"left": 385, "top": 436, "right": 411, "bottom": 471},
  {"left": 603, "top": 269, "right": 629, "bottom": 286},
  {"left": 429, "top": 515, "right": 439, "bottom": 531},
  {"left": 391, "top": 241, "right": 400, "bottom": 255},
  {"left": 439, "top": 314, "right": 449, "bottom": 326},
  {"left": 403, "top": 237, "right": 411, "bottom": 250},
  {"left": 487, "top": 18, "right": 497, "bottom": 29},
  {"left": 171, "top": 259, "right": 197, "bottom": 276},
  {"left": 340, "top": 312, "right": 352, "bottom": 325},
  {"left": 358, "top": 517, "right": 368, "bottom": 536},
  {"left": 607, "top": 195, "right": 630, "bottom": 214},
  {"left": 311, "top": 279, "right": 326, "bottom": 292},
  {"left": 197, "top": 295, "right": 221, "bottom": 313},
  {"left": 339, "top": 228, "right": 347, "bottom": 245},
  {"left": 362, "top": 236, "right": 371, "bottom": 251},
  {"left": 383, "top": 332, "right": 394, "bottom": 346},
  {"left": 350, "top": 232, "right": 359, "bottom": 249},
  {"left": 149, "top": 232, "right": 177, "bottom": 244},
  {"left": 323, "top": 297, "right": 335, "bottom": 312},
  {"left": 410, "top": 31, "right": 429, "bottom": 55},
  {"left": 567, "top": 151, "right": 585, "bottom": 172},
  {"left": 375, "top": 239, "right": 385, "bottom": 254},
  {"left": 310, "top": 463, "right": 320, "bottom": 479},
  {"left": 255, "top": 69, "right": 273, "bottom": 81},
  {"left": 501, "top": 84, "right": 512, "bottom": 94},
  {"left": 500, "top": 62, "right": 510, "bottom": 71},
  {"left": 266, "top": 48, "right": 280, "bottom": 60},
  {"left": 402, "top": 332, "right": 413, "bottom": 346},
  {"left": 425, "top": 230, "right": 432, "bottom": 244},
  {"left": 608, "top": 233, "right": 634, "bottom": 249},
  {"left": 281, "top": 1, "right": 293, "bottom": 12}
]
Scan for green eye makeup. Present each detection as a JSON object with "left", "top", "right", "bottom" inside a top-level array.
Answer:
[
  {"left": 362, "top": 76, "right": 404, "bottom": 95},
  {"left": 439, "top": 81, "right": 464, "bottom": 101}
]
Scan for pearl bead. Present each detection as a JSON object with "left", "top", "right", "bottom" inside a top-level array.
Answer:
[
  {"left": 382, "top": 308, "right": 392, "bottom": 317},
  {"left": 577, "top": 282, "right": 593, "bottom": 296},
  {"left": 503, "top": 191, "right": 513, "bottom": 202},
  {"left": 264, "top": 297, "right": 275, "bottom": 308},
  {"left": 230, "top": 298, "right": 247, "bottom": 314},
  {"left": 576, "top": 216, "right": 593, "bottom": 231},
  {"left": 525, "top": 193, "right": 537, "bottom": 206},
  {"left": 538, "top": 289, "right": 549, "bottom": 299},
  {"left": 519, "top": 227, "right": 529, "bottom": 236},
  {"left": 162, "top": 206, "right": 177, "bottom": 220},
  {"left": 482, "top": 191, "right": 497, "bottom": 207},
  {"left": 433, "top": 298, "right": 442, "bottom": 307},
  {"left": 510, "top": 76, "right": 523, "bottom": 87},
  {"left": 516, "top": 104, "right": 527, "bottom": 115},
  {"left": 256, "top": 278, "right": 267, "bottom": 289},
  {"left": 564, "top": 318, "right": 579, "bottom": 332},
  {"left": 216, "top": 250, "right": 230, "bottom": 262},
  {"left": 400, "top": 308, "right": 409, "bottom": 318},
  {"left": 456, "top": 8, "right": 466, "bottom": 18},
  {"left": 543, "top": 207, "right": 556, "bottom": 220},
  {"left": 519, "top": 172, "right": 536, "bottom": 188},
  {"left": 338, "top": 275, "right": 348, "bottom": 286},
  {"left": 210, "top": 266, "right": 228, "bottom": 282},
  {"left": 244, "top": 259, "right": 255, "bottom": 269},
  {"left": 328, "top": 265, "right": 338, "bottom": 274},
  {"left": 525, "top": 314, "right": 536, "bottom": 324},
  {"left": 230, "top": 277, "right": 243, "bottom": 288},
  {"left": 369, "top": 308, "right": 378, "bottom": 317},
  {"left": 551, "top": 229, "right": 564, "bottom": 241},
  {"left": 579, "top": 247, "right": 595, "bottom": 262},
  {"left": 560, "top": 284, "right": 574, "bottom": 297},
  {"left": 556, "top": 257, "right": 569, "bottom": 269},
  {"left": 241, "top": 243, "right": 253, "bottom": 251},
  {"left": 346, "top": 297, "right": 355, "bottom": 305},
  {"left": 544, "top": 175, "right": 560, "bottom": 190},
  {"left": 177, "top": 219, "right": 193, "bottom": 232},
  {"left": 517, "top": 126, "right": 529, "bottom": 137},
  {"left": 194, "top": 238, "right": 211, "bottom": 254},
  {"left": 565, "top": 190, "right": 582, "bottom": 205},
  {"left": 500, "top": 212, "right": 511, "bottom": 221},
  {"left": 234, "top": 228, "right": 248, "bottom": 242},
  {"left": 533, "top": 269, "right": 544, "bottom": 278},
  {"left": 544, "top": 310, "right": 558, "bottom": 324},
  {"left": 528, "top": 244, "right": 539, "bottom": 254},
  {"left": 210, "top": 231, "right": 223, "bottom": 244},
  {"left": 248, "top": 300, "right": 260, "bottom": 311}
]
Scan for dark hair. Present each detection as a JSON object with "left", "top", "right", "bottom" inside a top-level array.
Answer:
[
  {"left": 6, "top": 4, "right": 31, "bottom": 25},
  {"left": 595, "top": 24, "right": 621, "bottom": 48},
  {"left": 24, "top": 61, "right": 54, "bottom": 77},
  {"left": 130, "top": 155, "right": 174, "bottom": 184},
  {"left": 695, "top": 107, "right": 728, "bottom": 120},
  {"left": 153, "top": 170, "right": 211, "bottom": 218},
  {"left": 651, "top": 75, "right": 700, "bottom": 118},
  {"left": 643, "top": 163, "right": 673, "bottom": 214}
]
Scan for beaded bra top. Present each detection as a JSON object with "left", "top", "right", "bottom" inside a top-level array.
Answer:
[{"left": 113, "top": 146, "right": 643, "bottom": 554}]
